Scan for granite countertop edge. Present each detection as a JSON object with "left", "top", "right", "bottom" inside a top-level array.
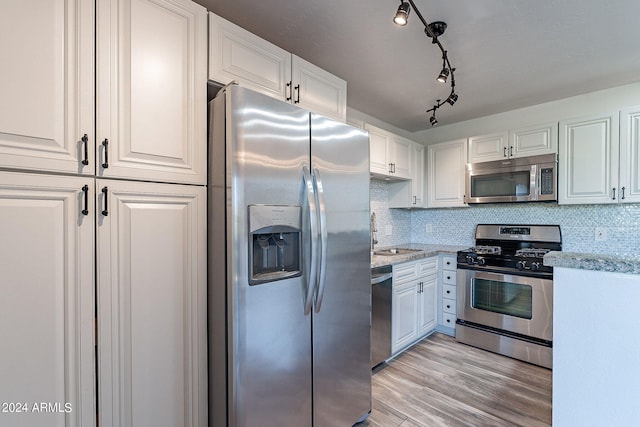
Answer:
[
  {"left": 544, "top": 251, "right": 640, "bottom": 275},
  {"left": 371, "top": 244, "right": 468, "bottom": 268}
]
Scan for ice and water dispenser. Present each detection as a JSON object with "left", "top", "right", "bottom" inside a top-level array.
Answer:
[{"left": 248, "top": 205, "right": 302, "bottom": 285}]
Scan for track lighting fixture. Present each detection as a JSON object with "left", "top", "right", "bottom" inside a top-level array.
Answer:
[
  {"left": 392, "top": 1, "right": 459, "bottom": 126},
  {"left": 429, "top": 113, "right": 438, "bottom": 126},
  {"left": 437, "top": 66, "right": 449, "bottom": 83},
  {"left": 393, "top": 1, "right": 411, "bottom": 26}
]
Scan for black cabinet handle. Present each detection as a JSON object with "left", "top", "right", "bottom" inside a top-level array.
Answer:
[
  {"left": 101, "top": 186, "right": 109, "bottom": 216},
  {"left": 102, "top": 138, "right": 109, "bottom": 169},
  {"left": 446, "top": 290, "right": 451, "bottom": 294},
  {"left": 510, "top": 146, "right": 514, "bottom": 157},
  {"left": 447, "top": 275, "right": 451, "bottom": 280},
  {"left": 81, "top": 185, "right": 89, "bottom": 215},
  {"left": 294, "top": 84, "right": 300, "bottom": 104},
  {"left": 413, "top": 195, "right": 417, "bottom": 205},
  {"left": 446, "top": 304, "right": 451, "bottom": 309},
  {"left": 446, "top": 319, "right": 450, "bottom": 323},
  {"left": 81, "top": 134, "right": 89, "bottom": 166},
  {"left": 286, "top": 82, "right": 292, "bottom": 101},
  {"left": 612, "top": 187, "right": 616, "bottom": 200},
  {"left": 622, "top": 186, "right": 626, "bottom": 200},
  {"left": 503, "top": 147, "right": 507, "bottom": 157}
]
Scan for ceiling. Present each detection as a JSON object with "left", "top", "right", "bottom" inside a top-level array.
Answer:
[{"left": 197, "top": 0, "right": 640, "bottom": 132}]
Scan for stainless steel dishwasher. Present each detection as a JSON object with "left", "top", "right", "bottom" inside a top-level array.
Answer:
[{"left": 371, "top": 265, "right": 393, "bottom": 368}]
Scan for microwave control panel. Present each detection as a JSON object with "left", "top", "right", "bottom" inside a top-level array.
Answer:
[{"left": 540, "top": 168, "right": 554, "bottom": 195}]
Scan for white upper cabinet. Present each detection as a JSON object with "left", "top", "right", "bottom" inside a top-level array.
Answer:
[
  {"left": 619, "top": 106, "right": 640, "bottom": 203},
  {"left": 365, "top": 123, "right": 411, "bottom": 180},
  {"left": 0, "top": 0, "right": 94, "bottom": 175},
  {"left": 0, "top": 0, "right": 207, "bottom": 184},
  {"left": 560, "top": 107, "right": 640, "bottom": 205},
  {"left": 291, "top": 55, "right": 347, "bottom": 121},
  {"left": 208, "top": 12, "right": 347, "bottom": 121},
  {"left": 427, "top": 139, "right": 468, "bottom": 208},
  {"left": 468, "top": 132, "right": 509, "bottom": 163},
  {"left": 389, "top": 142, "right": 425, "bottom": 208},
  {"left": 97, "top": 0, "right": 208, "bottom": 185},
  {"left": 558, "top": 113, "right": 619, "bottom": 204},
  {"left": 510, "top": 122, "right": 558, "bottom": 158},
  {"left": 0, "top": 171, "right": 95, "bottom": 427},
  {"left": 468, "top": 123, "right": 557, "bottom": 163}
]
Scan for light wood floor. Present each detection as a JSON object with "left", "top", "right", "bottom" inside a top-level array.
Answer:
[{"left": 357, "top": 333, "right": 551, "bottom": 427}]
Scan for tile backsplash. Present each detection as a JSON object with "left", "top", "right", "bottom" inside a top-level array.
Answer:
[{"left": 371, "top": 180, "right": 640, "bottom": 256}]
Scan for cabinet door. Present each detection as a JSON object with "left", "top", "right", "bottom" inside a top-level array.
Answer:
[
  {"left": 388, "top": 136, "right": 412, "bottom": 179},
  {"left": 418, "top": 275, "right": 437, "bottom": 336},
  {"left": 412, "top": 143, "right": 426, "bottom": 206},
  {"left": 366, "top": 124, "right": 391, "bottom": 176},
  {"left": 292, "top": 55, "right": 346, "bottom": 122},
  {"left": 97, "top": 0, "right": 207, "bottom": 184},
  {"left": 558, "top": 113, "right": 619, "bottom": 204},
  {"left": 208, "top": 12, "right": 291, "bottom": 101},
  {"left": 392, "top": 281, "right": 418, "bottom": 354},
  {"left": 0, "top": 172, "right": 95, "bottom": 427},
  {"left": 427, "top": 139, "right": 468, "bottom": 208},
  {"left": 0, "top": 0, "right": 94, "bottom": 175},
  {"left": 510, "top": 122, "right": 558, "bottom": 158},
  {"left": 468, "top": 132, "right": 508, "bottom": 162},
  {"left": 388, "top": 142, "right": 424, "bottom": 208},
  {"left": 620, "top": 106, "right": 640, "bottom": 203},
  {"left": 97, "top": 179, "right": 206, "bottom": 427}
]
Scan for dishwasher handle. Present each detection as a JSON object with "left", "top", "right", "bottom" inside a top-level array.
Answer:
[{"left": 371, "top": 272, "right": 393, "bottom": 285}]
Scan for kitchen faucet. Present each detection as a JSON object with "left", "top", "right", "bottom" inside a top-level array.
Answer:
[{"left": 370, "top": 212, "right": 378, "bottom": 252}]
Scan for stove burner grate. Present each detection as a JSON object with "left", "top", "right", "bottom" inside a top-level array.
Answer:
[
  {"left": 472, "top": 245, "right": 502, "bottom": 255},
  {"left": 515, "top": 248, "right": 551, "bottom": 258}
]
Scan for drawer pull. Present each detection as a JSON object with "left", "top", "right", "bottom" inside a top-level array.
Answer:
[
  {"left": 447, "top": 275, "right": 451, "bottom": 280},
  {"left": 446, "top": 319, "right": 450, "bottom": 323},
  {"left": 446, "top": 304, "right": 450, "bottom": 309},
  {"left": 446, "top": 290, "right": 450, "bottom": 294}
]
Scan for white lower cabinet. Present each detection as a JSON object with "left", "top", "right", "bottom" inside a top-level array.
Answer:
[
  {"left": 391, "top": 257, "right": 437, "bottom": 354},
  {"left": 0, "top": 173, "right": 207, "bottom": 427},
  {"left": 0, "top": 171, "right": 95, "bottom": 427},
  {"left": 97, "top": 179, "right": 207, "bottom": 427},
  {"left": 437, "top": 255, "right": 458, "bottom": 335}
]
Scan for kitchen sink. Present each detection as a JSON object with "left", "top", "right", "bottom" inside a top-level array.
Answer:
[{"left": 373, "top": 248, "right": 422, "bottom": 256}]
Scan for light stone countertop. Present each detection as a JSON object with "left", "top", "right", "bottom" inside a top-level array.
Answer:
[
  {"left": 544, "top": 251, "right": 640, "bottom": 275},
  {"left": 371, "top": 244, "right": 468, "bottom": 268}
]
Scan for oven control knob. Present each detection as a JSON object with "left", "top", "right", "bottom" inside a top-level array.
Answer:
[
  {"left": 466, "top": 255, "right": 476, "bottom": 265},
  {"left": 477, "top": 257, "right": 486, "bottom": 266},
  {"left": 531, "top": 262, "right": 541, "bottom": 271},
  {"left": 517, "top": 260, "right": 527, "bottom": 271}
]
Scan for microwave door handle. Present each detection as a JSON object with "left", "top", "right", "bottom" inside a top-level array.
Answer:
[{"left": 303, "top": 166, "right": 319, "bottom": 315}]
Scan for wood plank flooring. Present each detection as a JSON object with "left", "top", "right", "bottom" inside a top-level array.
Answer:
[{"left": 356, "top": 333, "right": 551, "bottom": 427}]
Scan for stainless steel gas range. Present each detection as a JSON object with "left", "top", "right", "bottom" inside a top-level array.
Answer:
[{"left": 455, "top": 224, "right": 562, "bottom": 369}]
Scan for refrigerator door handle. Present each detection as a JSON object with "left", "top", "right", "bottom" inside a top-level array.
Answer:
[
  {"left": 303, "top": 166, "right": 319, "bottom": 315},
  {"left": 313, "top": 168, "right": 328, "bottom": 313}
]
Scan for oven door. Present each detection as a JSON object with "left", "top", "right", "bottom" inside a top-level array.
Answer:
[{"left": 457, "top": 268, "right": 552, "bottom": 342}]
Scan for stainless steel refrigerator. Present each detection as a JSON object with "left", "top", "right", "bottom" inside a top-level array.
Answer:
[{"left": 208, "top": 85, "right": 371, "bottom": 427}]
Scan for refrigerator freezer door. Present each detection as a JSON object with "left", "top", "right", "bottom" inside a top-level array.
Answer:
[
  {"left": 310, "top": 114, "right": 372, "bottom": 426},
  {"left": 213, "top": 86, "right": 314, "bottom": 427}
]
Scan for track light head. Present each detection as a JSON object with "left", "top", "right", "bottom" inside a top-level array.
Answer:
[
  {"left": 447, "top": 92, "right": 458, "bottom": 105},
  {"left": 437, "top": 67, "right": 449, "bottom": 83},
  {"left": 429, "top": 112, "right": 438, "bottom": 126},
  {"left": 393, "top": 1, "right": 411, "bottom": 26}
]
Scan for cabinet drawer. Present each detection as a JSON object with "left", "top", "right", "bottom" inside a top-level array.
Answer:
[
  {"left": 443, "top": 284, "right": 457, "bottom": 300},
  {"left": 442, "top": 270, "right": 456, "bottom": 285},
  {"left": 393, "top": 261, "right": 418, "bottom": 283},
  {"left": 442, "top": 298, "right": 456, "bottom": 314},
  {"left": 442, "top": 313, "right": 456, "bottom": 328},
  {"left": 441, "top": 255, "right": 457, "bottom": 271},
  {"left": 418, "top": 257, "right": 437, "bottom": 275}
]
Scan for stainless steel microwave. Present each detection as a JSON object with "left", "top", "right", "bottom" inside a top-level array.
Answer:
[{"left": 465, "top": 153, "right": 557, "bottom": 204}]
